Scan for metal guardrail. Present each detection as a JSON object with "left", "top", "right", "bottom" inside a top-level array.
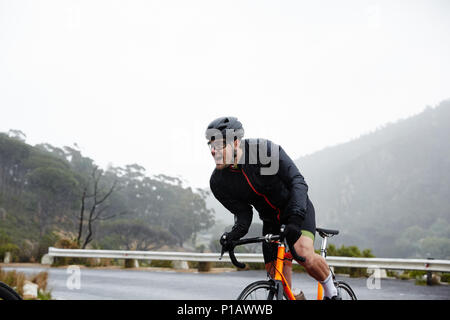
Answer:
[
  {"left": 45, "top": 247, "right": 450, "bottom": 272},
  {"left": 325, "top": 256, "right": 450, "bottom": 272}
]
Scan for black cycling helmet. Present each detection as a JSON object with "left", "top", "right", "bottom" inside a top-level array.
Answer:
[{"left": 205, "top": 116, "right": 244, "bottom": 141}]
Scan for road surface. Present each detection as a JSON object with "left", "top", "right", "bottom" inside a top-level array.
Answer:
[{"left": 1, "top": 265, "right": 449, "bottom": 300}]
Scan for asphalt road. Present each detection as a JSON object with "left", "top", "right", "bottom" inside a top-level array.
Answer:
[{"left": 2, "top": 265, "right": 449, "bottom": 300}]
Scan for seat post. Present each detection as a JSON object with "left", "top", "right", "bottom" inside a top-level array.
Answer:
[{"left": 320, "top": 236, "right": 328, "bottom": 258}]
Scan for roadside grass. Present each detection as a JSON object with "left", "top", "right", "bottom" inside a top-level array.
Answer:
[{"left": 0, "top": 267, "right": 52, "bottom": 300}]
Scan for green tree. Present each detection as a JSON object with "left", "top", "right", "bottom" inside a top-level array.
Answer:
[
  {"left": 98, "top": 219, "right": 177, "bottom": 250},
  {"left": 26, "top": 166, "right": 78, "bottom": 237}
]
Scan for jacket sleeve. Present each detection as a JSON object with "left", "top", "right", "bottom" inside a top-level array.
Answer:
[
  {"left": 277, "top": 145, "right": 309, "bottom": 222},
  {"left": 210, "top": 175, "right": 253, "bottom": 240}
]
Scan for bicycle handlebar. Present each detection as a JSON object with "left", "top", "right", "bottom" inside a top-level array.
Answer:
[
  {"left": 227, "top": 248, "right": 246, "bottom": 269},
  {"left": 220, "top": 226, "right": 306, "bottom": 269}
]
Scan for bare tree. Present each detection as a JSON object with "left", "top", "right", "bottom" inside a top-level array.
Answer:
[{"left": 76, "top": 166, "right": 118, "bottom": 248}]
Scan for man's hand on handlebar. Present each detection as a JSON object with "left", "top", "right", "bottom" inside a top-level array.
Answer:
[
  {"left": 219, "top": 232, "right": 234, "bottom": 252},
  {"left": 282, "top": 215, "right": 304, "bottom": 248},
  {"left": 219, "top": 226, "right": 306, "bottom": 268},
  {"left": 219, "top": 233, "right": 246, "bottom": 268},
  {"left": 280, "top": 224, "right": 306, "bottom": 263}
]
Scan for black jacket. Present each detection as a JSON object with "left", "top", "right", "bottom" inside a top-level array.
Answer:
[{"left": 210, "top": 138, "right": 310, "bottom": 240}]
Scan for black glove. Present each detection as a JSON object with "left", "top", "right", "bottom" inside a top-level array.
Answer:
[
  {"left": 282, "top": 214, "right": 304, "bottom": 249},
  {"left": 219, "top": 232, "right": 234, "bottom": 252}
]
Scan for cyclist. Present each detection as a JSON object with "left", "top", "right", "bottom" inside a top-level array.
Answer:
[{"left": 206, "top": 116, "right": 339, "bottom": 300}]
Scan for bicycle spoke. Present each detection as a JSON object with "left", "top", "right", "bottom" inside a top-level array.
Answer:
[
  {"left": 238, "top": 280, "right": 287, "bottom": 300},
  {"left": 249, "top": 287, "right": 270, "bottom": 300},
  {"left": 335, "top": 281, "right": 357, "bottom": 300}
]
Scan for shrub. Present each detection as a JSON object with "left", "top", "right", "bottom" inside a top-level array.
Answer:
[
  {"left": 0, "top": 230, "right": 20, "bottom": 262},
  {"left": 394, "top": 271, "right": 412, "bottom": 280},
  {"left": 325, "top": 244, "right": 375, "bottom": 277},
  {"left": 55, "top": 238, "right": 79, "bottom": 249},
  {"left": 35, "top": 232, "right": 60, "bottom": 262},
  {"left": 124, "top": 259, "right": 138, "bottom": 268},
  {"left": 0, "top": 243, "right": 19, "bottom": 262},
  {"left": 440, "top": 273, "right": 450, "bottom": 283},
  {"left": 150, "top": 260, "right": 173, "bottom": 268},
  {"left": 197, "top": 262, "right": 213, "bottom": 272},
  {"left": 0, "top": 268, "right": 25, "bottom": 296},
  {"left": 205, "top": 261, "right": 234, "bottom": 269},
  {"left": 53, "top": 238, "right": 82, "bottom": 266},
  {"left": 409, "top": 270, "right": 427, "bottom": 279},
  {"left": 0, "top": 267, "right": 52, "bottom": 299},
  {"left": 30, "top": 272, "right": 48, "bottom": 292}
]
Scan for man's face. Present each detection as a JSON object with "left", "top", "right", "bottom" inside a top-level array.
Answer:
[{"left": 208, "top": 139, "right": 234, "bottom": 170}]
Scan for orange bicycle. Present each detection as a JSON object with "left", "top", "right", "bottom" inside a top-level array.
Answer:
[{"left": 221, "top": 225, "right": 357, "bottom": 300}]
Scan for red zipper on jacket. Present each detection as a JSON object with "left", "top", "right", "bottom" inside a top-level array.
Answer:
[{"left": 241, "top": 168, "right": 281, "bottom": 221}]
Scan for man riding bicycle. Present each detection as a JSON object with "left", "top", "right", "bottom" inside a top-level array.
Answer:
[{"left": 206, "top": 116, "right": 339, "bottom": 300}]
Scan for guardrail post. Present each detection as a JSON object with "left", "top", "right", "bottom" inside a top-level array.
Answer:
[
  {"left": 124, "top": 259, "right": 140, "bottom": 268},
  {"left": 3, "top": 251, "right": 11, "bottom": 263},
  {"left": 41, "top": 254, "right": 54, "bottom": 265},
  {"left": 426, "top": 258, "right": 434, "bottom": 286},
  {"left": 173, "top": 260, "right": 189, "bottom": 270}
]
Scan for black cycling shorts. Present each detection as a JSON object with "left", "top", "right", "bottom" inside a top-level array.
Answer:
[{"left": 262, "top": 198, "right": 316, "bottom": 264}]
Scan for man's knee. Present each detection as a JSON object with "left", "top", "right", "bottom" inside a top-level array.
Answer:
[{"left": 293, "top": 236, "right": 316, "bottom": 267}]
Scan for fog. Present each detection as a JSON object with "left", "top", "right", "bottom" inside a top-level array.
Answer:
[{"left": 1, "top": 0, "right": 449, "bottom": 188}]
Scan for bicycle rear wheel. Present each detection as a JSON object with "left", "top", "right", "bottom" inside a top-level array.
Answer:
[
  {"left": 335, "top": 281, "right": 357, "bottom": 300},
  {"left": 0, "top": 282, "right": 22, "bottom": 300},
  {"left": 237, "top": 280, "right": 288, "bottom": 300}
]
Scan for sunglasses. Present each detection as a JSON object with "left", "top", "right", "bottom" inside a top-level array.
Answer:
[{"left": 207, "top": 140, "right": 229, "bottom": 151}]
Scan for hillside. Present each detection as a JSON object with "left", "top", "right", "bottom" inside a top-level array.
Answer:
[
  {"left": 296, "top": 100, "right": 450, "bottom": 258},
  {"left": 0, "top": 135, "right": 214, "bottom": 262}
]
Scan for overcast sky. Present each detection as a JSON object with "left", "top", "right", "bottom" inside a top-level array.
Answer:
[{"left": 1, "top": 0, "right": 449, "bottom": 189}]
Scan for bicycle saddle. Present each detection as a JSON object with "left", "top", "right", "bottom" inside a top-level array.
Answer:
[{"left": 316, "top": 227, "right": 339, "bottom": 238}]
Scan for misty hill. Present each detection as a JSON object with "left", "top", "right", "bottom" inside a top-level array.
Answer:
[{"left": 297, "top": 100, "right": 450, "bottom": 258}]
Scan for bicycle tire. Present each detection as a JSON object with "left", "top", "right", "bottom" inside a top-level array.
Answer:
[
  {"left": 237, "top": 280, "right": 288, "bottom": 300},
  {"left": 0, "top": 282, "right": 23, "bottom": 300},
  {"left": 335, "top": 281, "right": 357, "bottom": 300}
]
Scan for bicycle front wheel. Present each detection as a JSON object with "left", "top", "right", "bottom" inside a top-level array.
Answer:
[
  {"left": 237, "top": 280, "right": 288, "bottom": 300},
  {"left": 0, "top": 282, "right": 23, "bottom": 300},
  {"left": 335, "top": 281, "right": 357, "bottom": 300}
]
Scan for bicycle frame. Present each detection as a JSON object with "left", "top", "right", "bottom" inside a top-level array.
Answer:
[
  {"left": 272, "top": 234, "right": 331, "bottom": 300},
  {"left": 224, "top": 225, "right": 344, "bottom": 300},
  {"left": 272, "top": 242, "right": 296, "bottom": 300},
  {"left": 229, "top": 226, "right": 354, "bottom": 301}
]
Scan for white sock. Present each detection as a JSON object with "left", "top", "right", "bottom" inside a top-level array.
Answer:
[{"left": 320, "top": 272, "right": 337, "bottom": 298}]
